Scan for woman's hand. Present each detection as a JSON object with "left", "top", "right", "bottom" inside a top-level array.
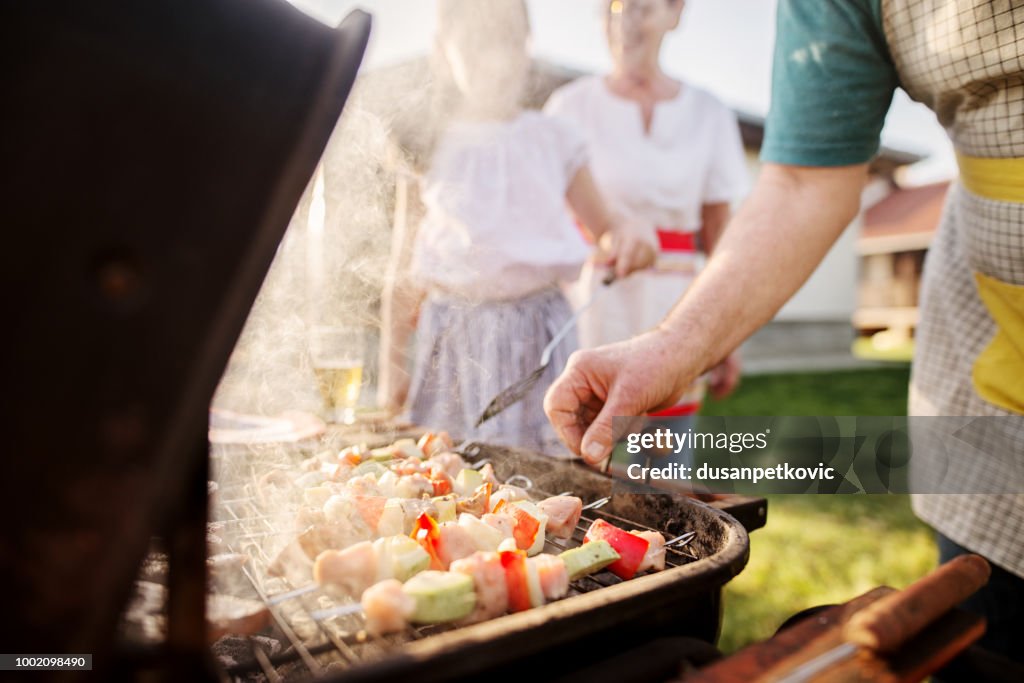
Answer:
[
  {"left": 566, "top": 167, "right": 656, "bottom": 278},
  {"left": 543, "top": 328, "right": 697, "bottom": 466},
  {"left": 377, "top": 361, "right": 411, "bottom": 416},
  {"left": 708, "top": 352, "right": 741, "bottom": 400},
  {"left": 595, "top": 217, "right": 658, "bottom": 278}
]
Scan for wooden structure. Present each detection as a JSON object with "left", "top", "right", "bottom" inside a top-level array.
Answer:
[
  {"left": 853, "top": 182, "right": 949, "bottom": 361},
  {"left": 686, "top": 586, "right": 985, "bottom": 682}
]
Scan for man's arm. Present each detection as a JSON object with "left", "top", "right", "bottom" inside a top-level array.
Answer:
[
  {"left": 544, "top": 162, "right": 868, "bottom": 464},
  {"left": 700, "top": 202, "right": 740, "bottom": 399},
  {"left": 699, "top": 202, "right": 730, "bottom": 254}
]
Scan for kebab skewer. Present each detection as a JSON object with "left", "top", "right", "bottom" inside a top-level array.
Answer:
[
  {"left": 309, "top": 517, "right": 681, "bottom": 634},
  {"left": 317, "top": 543, "right": 620, "bottom": 634}
]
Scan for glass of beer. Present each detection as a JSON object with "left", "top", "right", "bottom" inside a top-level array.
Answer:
[{"left": 310, "top": 326, "right": 367, "bottom": 424}]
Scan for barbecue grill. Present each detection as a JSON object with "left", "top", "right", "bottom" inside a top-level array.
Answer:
[
  {"left": 4, "top": 3, "right": 759, "bottom": 681},
  {"left": 190, "top": 439, "right": 752, "bottom": 682}
]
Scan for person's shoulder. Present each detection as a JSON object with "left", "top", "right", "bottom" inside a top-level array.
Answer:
[
  {"left": 546, "top": 74, "right": 602, "bottom": 111},
  {"left": 683, "top": 82, "right": 735, "bottom": 119},
  {"left": 517, "top": 110, "right": 587, "bottom": 171},
  {"left": 553, "top": 74, "right": 602, "bottom": 98},
  {"left": 519, "top": 109, "right": 583, "bottom": 140}
]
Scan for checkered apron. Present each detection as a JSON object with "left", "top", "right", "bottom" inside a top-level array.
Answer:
[{"left": 882, "top": 0, "right": 1024, "bottom": 577}]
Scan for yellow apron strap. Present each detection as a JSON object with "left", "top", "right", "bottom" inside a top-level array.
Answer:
[
  {"left": 972, "top": 272, "right": 1024, "bottom": 414},
  {"left": 957, "top": 154, "right": 1024, "bottom": 203}
]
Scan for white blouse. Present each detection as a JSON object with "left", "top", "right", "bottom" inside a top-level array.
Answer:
[
  {"left": 411, "top": 111, "right": 591, "bottom": 301},
  {"left": 545, "top": 75, "right": 749, "bottom": 231},
  {"left": 545, "top": 76, "right": 750, "bottom": 401}
]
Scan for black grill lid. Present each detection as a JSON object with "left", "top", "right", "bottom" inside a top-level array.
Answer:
[{"left": 0, "top": 0, "right": 370, "bottom": 659}]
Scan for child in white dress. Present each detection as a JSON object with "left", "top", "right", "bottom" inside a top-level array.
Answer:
[{"left": 379, "top": 0, "right": 656, "bottom": 455}]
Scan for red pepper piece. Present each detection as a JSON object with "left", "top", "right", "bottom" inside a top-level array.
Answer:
[
  {"left": 511, "top": 509, "right": 540, "bottom": 551},
  {"left": 411, "top": 512, "right": 445, "bottom": 570},
  {"left": 583, "top": 519, "right": 650, "bottom": 580},
  {"left": 500, "top": 549, "right": 531, "bottom": 612},
  {"left": 494, "top": 501, "right": 541, "bottom": 551},
  {"left": 431, "top": 474, "right": 452, "bottom": 497}
]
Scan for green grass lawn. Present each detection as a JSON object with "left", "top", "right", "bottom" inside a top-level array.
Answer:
[{"left": 700, "top": 366, "right": 939, "bottom": 653}]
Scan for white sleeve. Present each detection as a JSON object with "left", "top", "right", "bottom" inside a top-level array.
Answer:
[
  {"left": 543, "top": 82, "right": 572, "bottom": 118},
  {"left": 557, "top": 116, "right": 589, "bottom": 183},
  {"left": 544, "top": 112, "right": 589, "bottom": 185},
  {"left": 544, "top": 83, "right": 591, "bottom": 184},
  {"left": 703, "top": 105, "right": 750, "bottom": 204}
]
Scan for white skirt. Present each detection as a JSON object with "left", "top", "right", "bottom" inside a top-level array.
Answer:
[{"left": 406, "top": 288, "right": 577, "bottom": 457}]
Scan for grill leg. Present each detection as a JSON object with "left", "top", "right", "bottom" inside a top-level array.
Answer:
[{"left": 165, "top": 440, "right": 218, "bottom": 681}]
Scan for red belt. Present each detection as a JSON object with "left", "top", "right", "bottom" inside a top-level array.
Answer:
[
  {"left": 656, "top": 229, "right": 698, "bottom": 253},
  {"left": 576, "top": 222, "right": 699, "bottom": 253},
  {"left": 648, "top": 401, "right": 701, "bottom": 418}
]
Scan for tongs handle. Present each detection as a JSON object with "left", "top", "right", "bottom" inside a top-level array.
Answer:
[{"left": 843, "top": 553, "right": 990, "bottom": 652}]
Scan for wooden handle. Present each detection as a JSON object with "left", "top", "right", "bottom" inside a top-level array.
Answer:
[{"left": 843, "top": 554, "right": 990, "bottom": 652}]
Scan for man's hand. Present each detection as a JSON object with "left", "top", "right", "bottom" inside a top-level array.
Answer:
[{"left": 543, "top": 329, "right": 696, "bottom": 466}]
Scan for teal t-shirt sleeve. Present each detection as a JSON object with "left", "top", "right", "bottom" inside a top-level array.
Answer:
[{"left": 761, "top": 0, "right": 900, "bottom": 167}]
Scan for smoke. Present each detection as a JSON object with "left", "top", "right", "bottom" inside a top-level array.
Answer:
[
  {"left": 118, "top": 8, "right": 607, "bottom": 665},
  {"left": 206, "top": 0, "right": 586, "bottom": 513},
  {"left": 210, "top": 75, "right": 412, "bottom": 419}
]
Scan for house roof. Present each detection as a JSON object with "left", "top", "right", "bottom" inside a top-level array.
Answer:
[{"left": 859, "top": 181, "right": 949, "bottom": 254}]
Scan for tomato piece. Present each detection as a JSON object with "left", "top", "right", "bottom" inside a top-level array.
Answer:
[
  {"left": 583, "top": 519, "right": 650, "bottom": 580},
  {"left": 411, "top": 513, "right": 445, "bottom": 570},
  {"left": 499, "top": 549, "right": 531, "bottom": 612}
]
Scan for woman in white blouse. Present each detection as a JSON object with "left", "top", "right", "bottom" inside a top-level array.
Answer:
[{"left": 545, "top": 0, "right": 749, "bottom": 473}]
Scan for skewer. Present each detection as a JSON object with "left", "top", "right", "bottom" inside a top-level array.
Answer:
[
  {"left": 268, "top": 583, "right": 320, "bottom": 605},
  {"left": 310, "top": 603, "right": 364, "bottom": 621},
  {"left": 582, "top": 496, "right": 610, "bottom": 511},
  {"left": 504, "top": 474, "right": 533, "bottom": 490},
  {"left": 665, "top": 531, "right": 697, "bottom": 548},
  {"left": 454, "top": 441, "right": 481, "bottom": 457}
]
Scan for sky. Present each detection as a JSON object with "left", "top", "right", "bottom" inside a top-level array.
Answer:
[{"left": 289, "top": 0, "right": 957, "bottom": 184}]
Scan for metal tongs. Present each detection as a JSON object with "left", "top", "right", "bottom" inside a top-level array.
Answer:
[{"left": 475, "top": 273, "right": 616, "bottom": 427}]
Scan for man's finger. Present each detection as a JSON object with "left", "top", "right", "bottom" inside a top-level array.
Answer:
[
  {"left": 580, "top": 389, "right": 629, "bottom": 465},
  {"left": 543, "top": 374, "right": 587, "bottom": 455}
]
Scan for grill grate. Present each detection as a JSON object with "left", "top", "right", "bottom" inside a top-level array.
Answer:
[{"left": 210, "top": 450, "right": 700, "bottom": 679}]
